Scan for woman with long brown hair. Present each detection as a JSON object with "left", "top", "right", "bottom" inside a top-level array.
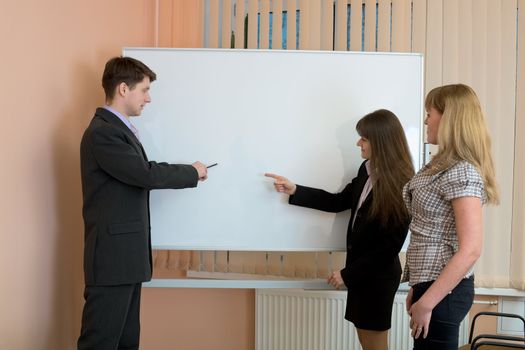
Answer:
[{"left": 266, "top": 109, "right": 415, "bottom": 350}]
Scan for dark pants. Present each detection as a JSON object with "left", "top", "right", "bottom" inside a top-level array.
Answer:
[
  {"left": 411, "top": 276, "right": 474, "bottom": 350},
  {"left": 78, "top": 283, "right": 142, "bottom": 350}
]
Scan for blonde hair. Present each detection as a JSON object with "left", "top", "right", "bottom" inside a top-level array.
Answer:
[{"left": 425, "top": 84, "right": 499, "bottom": 204}]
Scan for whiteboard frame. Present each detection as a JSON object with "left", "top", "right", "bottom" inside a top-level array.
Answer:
[{"left": 123, "top": 47, "right": 425, "bottom": 252}]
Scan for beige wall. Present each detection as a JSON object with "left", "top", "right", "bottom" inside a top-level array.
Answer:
[
  {"left": 0, "top": 1, "right": 153, "bottom": 348},
  {"left": 142, "top": 288, "right": 254, "bottom": 350},
  {"left": 0, "top": 1, "right": 253, "bottom": 349}
]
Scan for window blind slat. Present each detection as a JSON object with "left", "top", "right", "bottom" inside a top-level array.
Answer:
[
  {"left": 299, "top": 0, "right": 311, "bottom": 49},
  {"left": 478, "top": 0, "right": 516, "bottom": 287},
  {"left": 260, "top": 0, "right": 270, "bottom": 49},
  {"left": 321, "top": 0, "right": 334, "bottom": 50},
  {"left": 377, "top": 0, "right": 391, "bottom": 51},
  {"left": 248, "top": 0, "right": 258, "bottom": 48},
  {"left": 392, "top": 0, "right": 410, "bottom": 51},
  {"left": 511, "top": 0, "right": 525, "bottom": 290},
  {"left": 411, "top": 0, "right": 426, "bottom": 54},
  {"left": 456, "top": 0, "right": 473, "bottom": 84},
  {"left": 424, "top": 0, "right": 443, "bottom": 91},
  {"left": 309, "top": 0, "right": 322, "bottom": 50},
  {"left": 272, "top": 0, "right": 283, "bottom": 49},
  {"left": 221, "top": 0, "right": 232, "bottom": 48},
  {"left": 335, "top": 0, "right": 348, "bottom": 51},
  {"left": 350, "top": 0, "right": 363, "bottom": 51},
  {"left": 287, "top": 0, "right": 298, "bottom": 49},
  {"left": 235, "top": 0, "right": 245, "bottom": 48},
  {"left": 471, "top": 0, "right": 488, "bottom": 104},
  {"left": 442, "top": 0, "right": 460, "bottom": 83},
  {"left": 208, "top": 0, "right": 219, "bottom": 48},
  {"left": 364, "top": 0, "right": 377, "bottom": 51}
]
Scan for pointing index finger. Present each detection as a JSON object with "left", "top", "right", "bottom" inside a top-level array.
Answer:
[{"left": 264, "top": 173, "right": 280, "bottom": 180}]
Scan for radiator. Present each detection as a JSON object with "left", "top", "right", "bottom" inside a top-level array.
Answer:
[{"left": 256, "top": 289, "right": 469, "bottom": 350}]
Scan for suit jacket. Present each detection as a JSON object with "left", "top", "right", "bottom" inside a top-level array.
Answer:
[
  {"left": 80, "top": 108, "right": 199, "bottom": 286},
  {"left": 289, "top": 161, "right": 409, "bottom": 285}
]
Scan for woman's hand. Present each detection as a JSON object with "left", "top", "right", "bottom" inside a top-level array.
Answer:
[
  {"left": 264, "top": 173, "right": 297, "bottom": 195},
  {"left": 408, "top": 297, "right": 432, "bottom": 339},
  {"left": 327, "top": 270, "right": 345, "bottom": 289}
]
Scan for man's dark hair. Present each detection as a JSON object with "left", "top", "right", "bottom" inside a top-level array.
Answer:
[{"left": 102, "top": 56, "right": 157, "bottom": 101}]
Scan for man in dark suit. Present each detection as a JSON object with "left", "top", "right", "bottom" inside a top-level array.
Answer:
[{"left": 77, "top": 56, "right": 208, "bottom": 350}]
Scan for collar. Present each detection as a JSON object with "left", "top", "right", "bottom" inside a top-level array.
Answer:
[{"left": 102, "top": 105, "right": 139, "bottom": 139}]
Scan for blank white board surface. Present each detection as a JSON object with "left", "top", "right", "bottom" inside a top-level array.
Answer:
[{"left": 123, "top": 48, "right": 423, "bottom": 251}]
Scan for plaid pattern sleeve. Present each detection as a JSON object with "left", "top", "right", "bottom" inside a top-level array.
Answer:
[
  {"left": 440, "top": 162, "right": 485, "bottom": 202},
  {"left": 402, "top": 161, "right": 485, "bottom": 285}
]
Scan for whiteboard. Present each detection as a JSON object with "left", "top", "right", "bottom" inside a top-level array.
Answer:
[{"left": 123, "top": 48, "right": 424, "bottom": 251}]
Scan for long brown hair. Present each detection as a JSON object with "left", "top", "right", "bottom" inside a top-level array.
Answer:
[
  {"left": 425, "top": 84, "right": 499, "bottom": 204},
  {"left": 356, "top": 109, "right": 415, "bottom": 225}
]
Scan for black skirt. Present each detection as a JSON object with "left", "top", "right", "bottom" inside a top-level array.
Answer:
[{"left": 344, "top": 275, "right": 401, "bottom": 331}]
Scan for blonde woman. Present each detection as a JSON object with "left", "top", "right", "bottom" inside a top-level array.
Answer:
[
  {"left": 266, "top": 109, "right": 414, "bottom": 350},
  {"left": 404, "top": 84, "right": 499, "bottom": 350}
]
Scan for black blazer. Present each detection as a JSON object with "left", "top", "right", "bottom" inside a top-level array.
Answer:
[
  {"left": 80, "top": 108, "right": 199, "bottom": 286},
  {"left": 289, "top": 161, "right": 409, "bottom": 285}
]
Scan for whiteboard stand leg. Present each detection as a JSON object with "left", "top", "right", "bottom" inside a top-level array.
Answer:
[
  {"left": 329, "top": 251, "right": 333, "bottom": 274},
  {"left": 265, "top": 252, "right": 269, "bottom": 275},
  {"left": 314, "top": 252, "right": 318, "bottom": 278}
]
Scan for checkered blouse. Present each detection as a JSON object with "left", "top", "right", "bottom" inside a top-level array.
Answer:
[{"left": 402, "top": 160, "right": 486, "bottom": 286}]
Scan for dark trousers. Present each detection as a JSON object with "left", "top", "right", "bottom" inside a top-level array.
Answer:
[
  {"left": 78, "top": 283, "right": 142, "bottom": 350},
  {"left": 412, "top": 276, "right": 474, "bottom": 350}
]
